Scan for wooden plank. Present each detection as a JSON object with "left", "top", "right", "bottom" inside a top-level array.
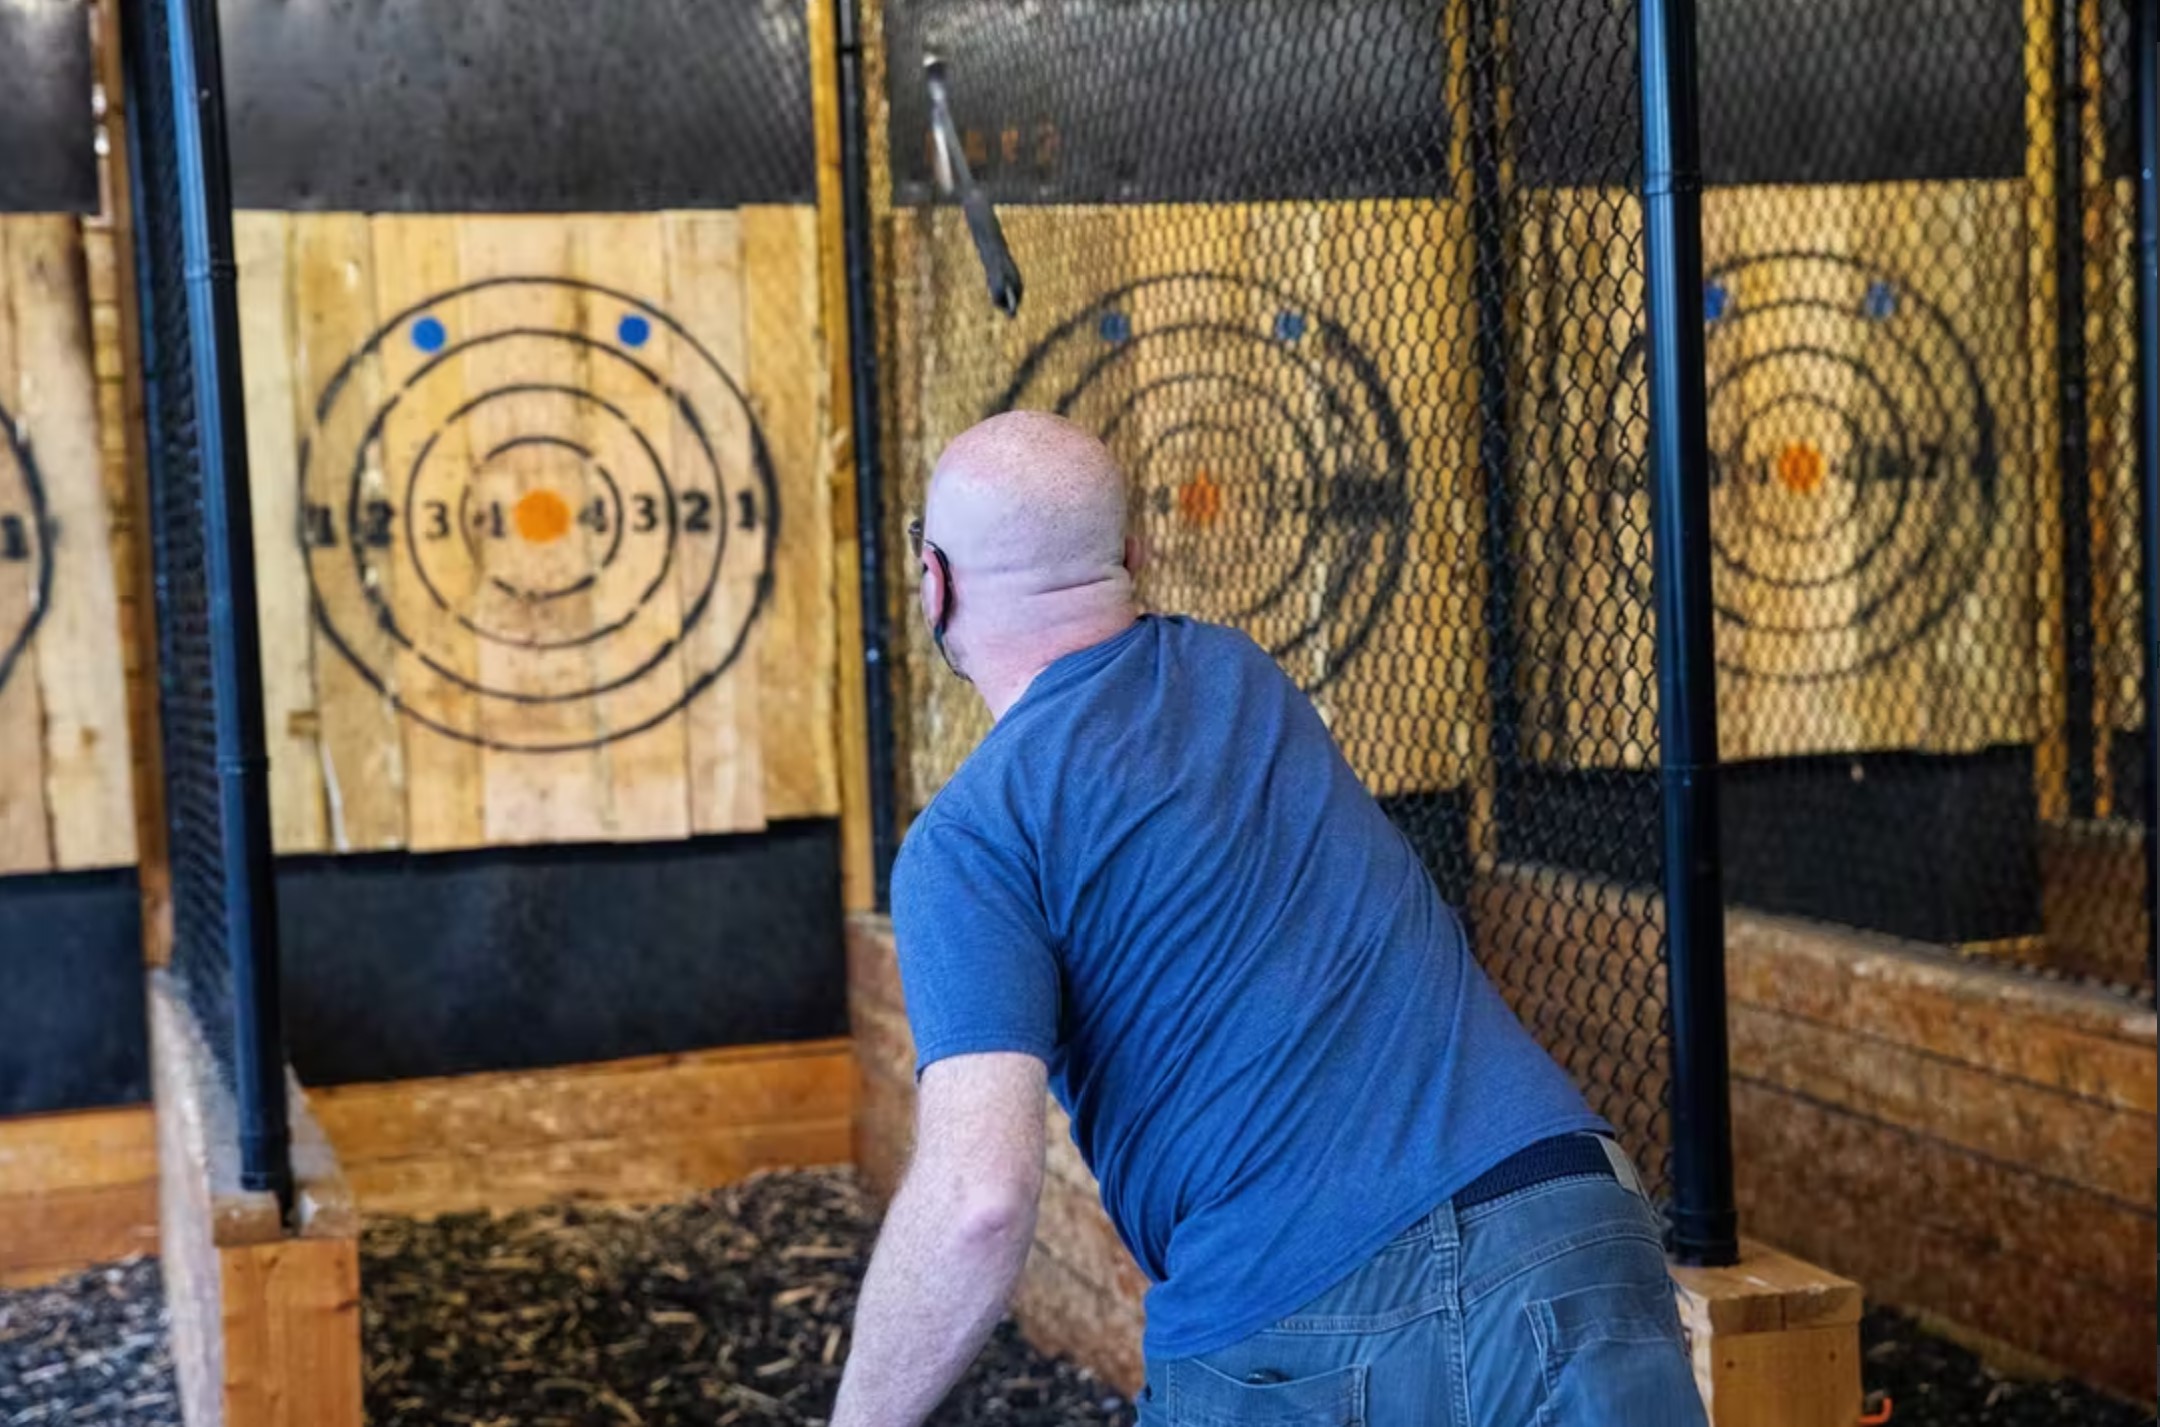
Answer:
[
  {"left": 743, "top": 205, "right": 840, "bottom": 820},
  {"left": 1730, "top": 1001, "right": 2152, "bottom": 1205},
  {"left": 845, "top": 910, "right": 907, "bottom": 1012},
  {"left": 1689, "top": 1322, "right": 1861, "bottom": 1427},
  {"left": 2025, "top": 0, "right": 2070, "bottom": 821},
  {"left": 366, "top": 214, "right": 483, "bottom": 852},
  {"left": 569, "top": 214, "right": 693, "bottom": 840},
  {"left": 1010, "top": 1245, "right": 1147, "bottom": 1399},
  {"left": 0, "top": 1102, "right": 157, "bottom": 1197},
  {"left": 665, "top": 210, "right": 767, "bottom": 834},
  {"left": 87, "top": 4, "right": 173, "bottom": 959},
  {"left": 2036, "top": 818, "right": 2151, "bottom": 988},
  {"left": 1671, "top": 1239, "right": 1863, "bottom": 1340},
  {"left": 893, "top": 205, "right": 999, "bottom": 802},
  {"left": 852, "top": 1061, "right": 915, "bottom": 1197},
  {"left": 219, "top": 1238, "right": 364, "bottom": 1427},
  {"left": 237, "top": 210, "right": 329, "bottom": 854},
  {"left": 1734, "top": 1076, "right": 2156, "bottom": 1399},
  {"left": 807, "top": 0, "right": 874, "bottom": 908},
  {"left": 848, "top": 987, "right": 917, "bottom": 1085},
  {"left": 1724, "top": 906, "right": 2157, "bottom": 1113},
  {"left": 1672, "top": 1242, "right": 1861, "bottom": 1427},
  {"left": 339, "top": 1116, "right": 851, "bottom": 1219},
  {"left": 1035, "top": 1166, "right": 1150, "bottom": 1307},
  {"left": 290, "top": 213, "right": 407, "bottom": 851},
  {"left": 0, "top": 219, "right": 54, "bottom": 875},
  {"left": 0, "top": 1181, "right": 160, "bottom": 1283},
  {"left": 455, "top": 216, "right": 609, "bottom": 843},
  {"left": 310, "top": 1039, "right": 853, "bottom": 1163},
  {"left": 11, "top": 216, "right": 133, "bottom": 869}
]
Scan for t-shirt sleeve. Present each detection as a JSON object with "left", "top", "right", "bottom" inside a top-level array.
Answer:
[{"left": 889, "top": 812, "right": 1061, "bottom": 1076}]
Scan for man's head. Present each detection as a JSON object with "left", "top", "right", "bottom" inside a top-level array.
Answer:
[{"left": 915, "top": 411, "right": 1139, "bottom": 712}]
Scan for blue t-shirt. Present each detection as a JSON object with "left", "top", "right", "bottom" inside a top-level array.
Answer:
[{"left": 891, "top": 615, "right": 1601, "bottom": 1359}]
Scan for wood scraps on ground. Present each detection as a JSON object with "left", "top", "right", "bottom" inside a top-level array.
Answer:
[
  {"left": 0, "top": 1258, "right": 175, "bottom": 1426},
  {"left": 358, "top": 1167, "right": 1134, "bottom": 1427},
  {"left": 2, "top": 1171, "right": 2149, "bottom": 1427}
]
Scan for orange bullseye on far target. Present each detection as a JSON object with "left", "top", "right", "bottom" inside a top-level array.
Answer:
[
  {"left": 513, "top": 489, "right": 572, "bottom": 543},
  {"left": 1776, "top": 442, "right": 1826, "bottom": 495},
  {"left": 1178, "top": 471, "right": 1224, "bottom": 525}
]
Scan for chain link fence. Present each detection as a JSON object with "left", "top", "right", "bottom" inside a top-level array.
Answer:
[
  {"left": 870, "top": 0, "right": 1678, "bottom": 1193},
  {"left": 866, "top": 0, "right": 2160, "bottom": 1232},
  {"left": 1684, "top": 0, "right": 2152, "bottom": 1002}
]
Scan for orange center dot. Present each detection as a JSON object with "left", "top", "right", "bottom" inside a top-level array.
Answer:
[
  {"left": 513, "top": 489, "right": 572, "bottom": 543},
  {"left": 1177, "top": 471, "right": 1225, "bottom": 526},
  {"left": 1776, "top": 442, "right": 1825, "bottom": 495}
]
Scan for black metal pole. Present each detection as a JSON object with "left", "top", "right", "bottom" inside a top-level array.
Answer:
[
  {"left": 835, "top": 0, "right": 901, "bottom": 907},
  {"left": 2058, "top": 0, "right": 2100, "bottom": 819},
  {"left": 1466, "top": 0, "right": 1525, "bottom": 848},
  {"left": 1638, "top": 0, "right": 1738, "bottom": 1266},
  {"left": 2133, "top": 0, "right": 2159, "bottom": 986},
  {"left": 167, "top": 0, "right": 291, "bottom": 1207}
]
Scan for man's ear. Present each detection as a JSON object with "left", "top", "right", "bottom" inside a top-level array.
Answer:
[
  {"left": 919, "top": 554, "right": 946, "bottom": 627},
  {"left": 1124, "top": 532, "right": 1146, "bottom": 576}
]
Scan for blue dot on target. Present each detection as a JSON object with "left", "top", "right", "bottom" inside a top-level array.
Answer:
[
  {"left": 1864, "top": 281, "right": 1897, "bottom": 320},
  {"left": 1098, "top": 311, "right": 1131, "bottom": 344},
  {"left": 1274, "top": 310, "right": 1307, "bottom": 342},
  {"left": 618, "top": 314, "right": 652, "bottom": 347},
  {"left": 1703, "top": 282, "right": 1729, "bottom": 322},
  {"left": 410, "top": 316, "right": 446, "bottom": 352}
]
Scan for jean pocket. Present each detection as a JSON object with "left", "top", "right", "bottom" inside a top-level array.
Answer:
[
  {"left": 1164, "top": 1358, "right": 1369, "bottom": 1427},
  {"left": 1525, "top": 1281, "right": 1701, "bottom": 1425}
]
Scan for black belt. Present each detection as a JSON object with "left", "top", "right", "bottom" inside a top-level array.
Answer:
[{"left": 1454, "top": 1133, "right": 1618, "bottom": 1211}]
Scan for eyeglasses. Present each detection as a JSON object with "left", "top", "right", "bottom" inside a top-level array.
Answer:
[{"left": 907, "top": 517, "right": 953, "bottom": 641}]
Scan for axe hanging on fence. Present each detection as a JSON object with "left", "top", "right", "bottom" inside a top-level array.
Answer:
[{"left": 925, "top": 54, "right": 1024, "bottom": 318}]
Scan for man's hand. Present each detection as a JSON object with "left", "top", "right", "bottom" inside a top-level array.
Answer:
[{"left": 832, "top": 1052, "right": 1047, "bottom": 1427}]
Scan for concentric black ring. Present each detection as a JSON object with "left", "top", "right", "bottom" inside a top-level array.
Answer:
[
  {"left": 994, "top": 273, "right": 1411, "bottom": 692},
  {"left": 1598, "top": 252, "right": 2000, "bottom": 682},
  {"left": 300, "top": 277, "right": 779, "bottom": 752},
  {"left": 0, "top": 397, "right": 52, "bottom": 697}
]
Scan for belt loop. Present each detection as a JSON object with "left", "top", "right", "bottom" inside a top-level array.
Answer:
[
  {"left": 1598, "top": 1136, "right": 1648, "bottom": 1200},
  {"left": 1427, "top": 1195, "right": 1462, "bottom": 1253}
]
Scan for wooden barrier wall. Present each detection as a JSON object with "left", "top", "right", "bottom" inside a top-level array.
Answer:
[
  {"left": 1475, "top": 861, "right": 2158, "bottom": 1402},
  {"left": 0, "top": 213, "right": 137, "bottom": 877},
  {"left": 234, "top": 209, "right": 838, "bottom": 854},
  {"left": 878, "top": 0, "right": 2125, "bottom": 814},
  {"left": 889, "top": 202, "right": 1484, "bottom": 805}
]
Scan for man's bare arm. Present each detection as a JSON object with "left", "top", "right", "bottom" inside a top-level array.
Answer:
[{"left": 832, "top": 1052, "right": 1047, "bottom": 1427}]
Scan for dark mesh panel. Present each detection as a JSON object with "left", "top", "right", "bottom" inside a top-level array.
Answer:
[
  {"left": 127, "top": 0, "right": 291, "bottom": 1200},
  {"left": 871, "top": 0, "right": 1675, "bottom": 1194}
]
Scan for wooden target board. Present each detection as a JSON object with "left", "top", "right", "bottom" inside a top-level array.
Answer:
[
  {"left": 892, "top": 203, "right": 1482, "bottom": 805},
  {"left": 1516, "top": 181, "right": 2040, "bottom": 766},
  {"left": 0, "top": 215, "right": 136, "bottom": 877},
  {"left": 239, "top": 211, "right": 836, "bottom": 854}
]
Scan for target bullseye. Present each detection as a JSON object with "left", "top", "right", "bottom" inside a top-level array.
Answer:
[
  {"left": 996, "top": 274, "right": 1409, "bottom": 692},
  {"left": 301, "top": 277, "right": 777, "bottom": 751},
  {"left": 513, "top": 489, "right": 572, "bottom": 544},
  {"left": 0, "top": 397, "right": 51, "bottom": 697},
  {"left": 1776, "top": 443, "right": 1825, "bottom": 496},
  {"left": 1600, "top": 253, "right": 1999, "bottom": 682}
]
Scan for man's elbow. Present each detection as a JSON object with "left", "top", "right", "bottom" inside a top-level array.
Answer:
[{"left": 942, "top": 1169, "right": 1040, "bottom": 1253}]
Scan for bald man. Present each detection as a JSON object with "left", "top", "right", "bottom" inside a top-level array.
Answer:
[{"left": 833, "top": 412, "right": 1704, "bottom": 1427}]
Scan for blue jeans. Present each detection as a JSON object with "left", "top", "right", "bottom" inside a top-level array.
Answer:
[{"left": 1137, "top": 1161, "right": 1706, "bottom": 1427}]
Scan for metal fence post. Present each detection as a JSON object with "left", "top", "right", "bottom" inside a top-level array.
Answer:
[
  {"left": 834, "top": 0, "right": 901, "bottom": 907},
  {"left": 2058, "top": 0, "right": 2101, "bottom": 818},
  {"left": 2134, "top": 0, "right": 2159, "bottom": 986},
  {"left": 1638, "top": 0, "right": 1739, "bottom": 1266},
  {"left": 139, "top": 0, "right": 292, "bottom": 1206}
]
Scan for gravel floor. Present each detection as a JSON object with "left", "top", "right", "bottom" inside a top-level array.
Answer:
[{"left": 0, "top": 1169, "right": 2148, "bottom": 1426}]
